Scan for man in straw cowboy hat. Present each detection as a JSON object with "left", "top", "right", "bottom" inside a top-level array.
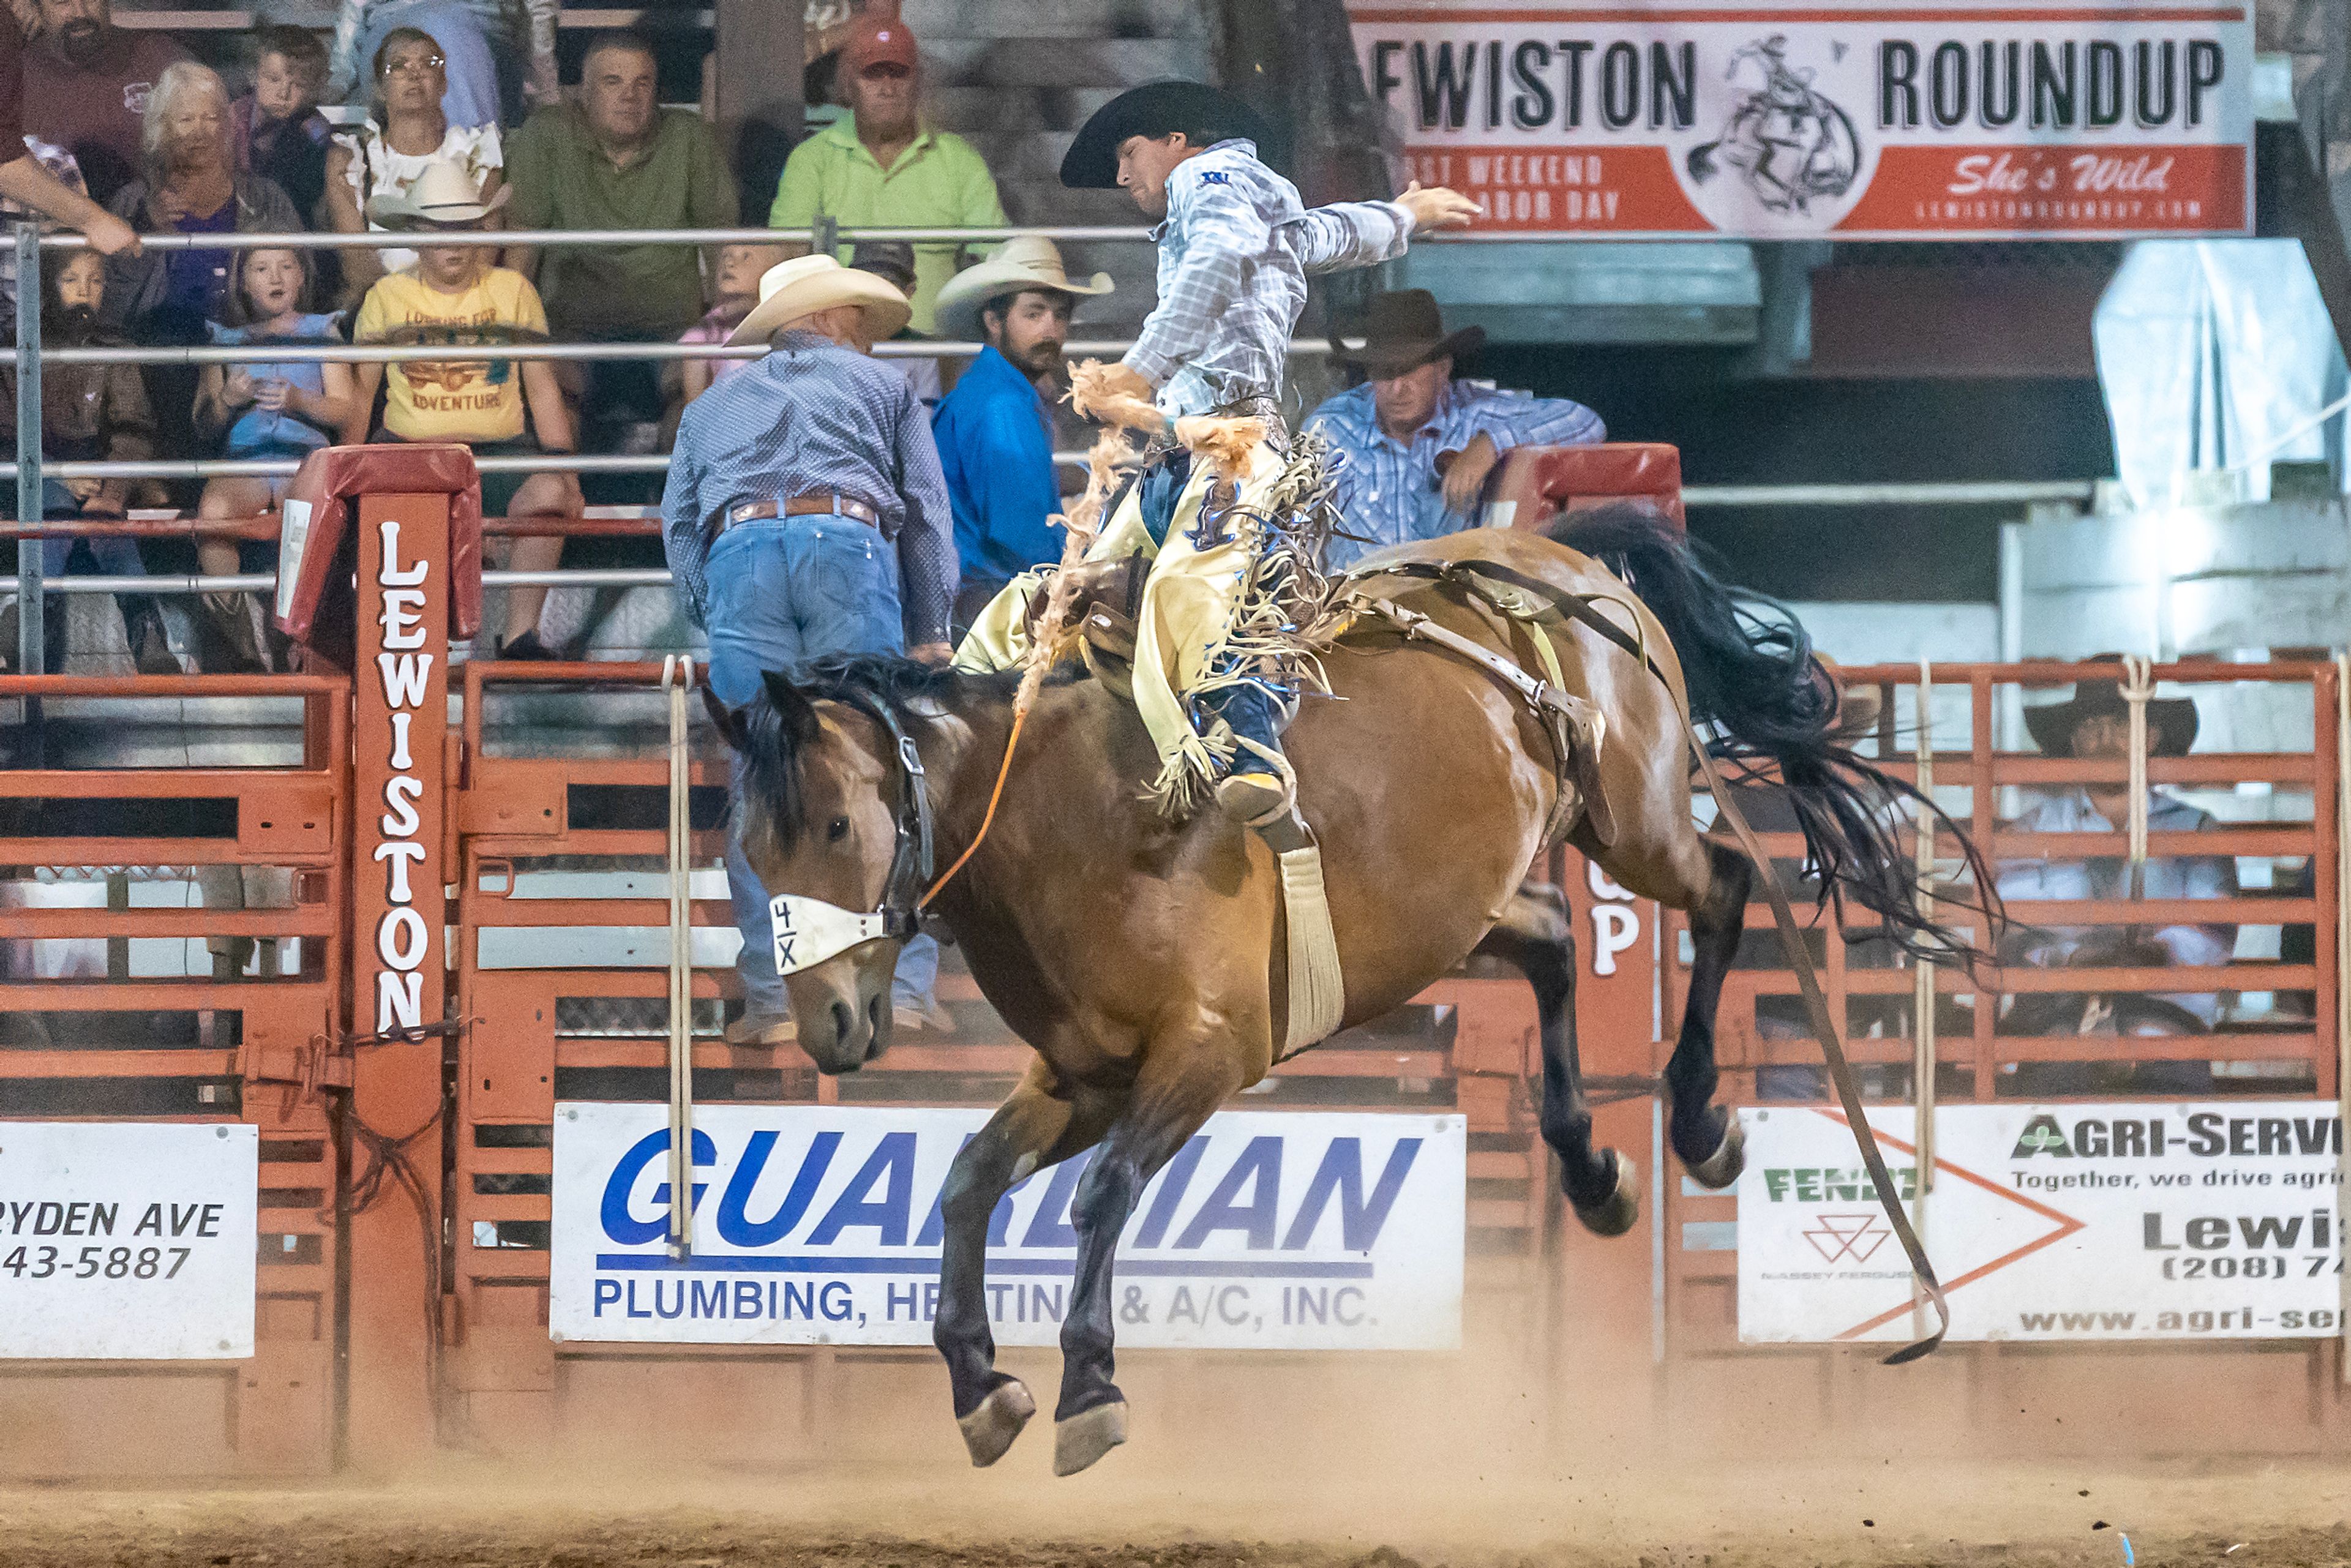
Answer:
[
  {"left": 930, "top": 236, "right": 1113, "bottom": 625},
  {"left": 1307, "top": 288, "right": 1605, "bottom": 570},
  {"left": 1997, "top": 658, "right": 2237, "bottom": 1055},
  {"left": 661, "top": 252, "right": 958, "bottom": 1046},
  {"left": 347, "top": 157, "right": 582, "bottom": 659},
  {"left": 956, "top": 79, "right": 1482, "bottom": 827}
]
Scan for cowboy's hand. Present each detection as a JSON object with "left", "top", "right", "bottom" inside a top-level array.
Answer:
[
  {"left": 909, "top": 640, "right": 953, "bottom": 666},
  {"left": 1441, "top": 432, "right": 1499, "bottom": 514},
  {"left": 83, "top": 211, "right": 140, "bottom": 258},
  {"left": 1397, "top": 181, "right": 1483, "bottom": 231}
]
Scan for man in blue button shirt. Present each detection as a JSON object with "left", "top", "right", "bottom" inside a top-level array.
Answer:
[
  {"left": 930, "top": 236, "right": 1113, "bottom": 628},
  {"left": 1308, "top": 289, "right": 1605, "bottom": 571}
]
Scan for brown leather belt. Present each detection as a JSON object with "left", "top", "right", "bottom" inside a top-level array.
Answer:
[{"left": 723, "top": 492, "right": 885, "bottom": 531}]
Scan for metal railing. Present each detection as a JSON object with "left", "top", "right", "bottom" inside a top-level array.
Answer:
[{"left": 10, "top": 220, "right": 2104, "bottom": 669}]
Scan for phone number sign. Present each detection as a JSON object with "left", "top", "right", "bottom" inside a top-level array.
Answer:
[{"left": 0, "top": 1123, "right": 259, "bottom": 1359}]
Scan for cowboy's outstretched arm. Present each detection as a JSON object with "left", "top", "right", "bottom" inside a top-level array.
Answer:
[{"left": 1290, "top": 181, "right": 1480, "bottom": 274}]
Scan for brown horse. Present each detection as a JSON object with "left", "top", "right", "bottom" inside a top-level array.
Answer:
[{"left": 713, "top": 507, "right": 1981, "bottom": 1476}]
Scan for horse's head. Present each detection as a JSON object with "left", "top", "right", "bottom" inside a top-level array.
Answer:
[{"left": 713, "top": 667, "right": 934, "bottom": 1075}]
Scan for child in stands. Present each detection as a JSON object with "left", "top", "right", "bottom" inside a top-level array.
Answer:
[
  {"left": 192, "top": 247, "right": 351, "bottom": 672},
  {"left": 345, "top": 159, "right": 580, "bottom": 659},
  {"left": 670, "top": 241, "right": 784, "bottom": 414},
  {"left": 0, "top": 249, "right": 173, "bottom": 673}
]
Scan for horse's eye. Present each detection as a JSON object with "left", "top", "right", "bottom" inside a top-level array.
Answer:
[{"left": 827, "top": 816, "right": 850, "bottom": 843}]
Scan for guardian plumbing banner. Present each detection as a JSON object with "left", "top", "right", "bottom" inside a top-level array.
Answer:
[
  {"left": 1738, "top": 1104, "right": 2344, "bottom": 1344},
  {"left": 551, "top": 1104, "right": 1466, "bottom": 1350},
  {"left": 1348, "top": 1, "right": 2252, "bottom": 238},
  {"left": 0, "top": 1123, "right": 258, "bottom": 1359}
]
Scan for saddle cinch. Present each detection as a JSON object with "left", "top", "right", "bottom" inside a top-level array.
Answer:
[{"left": 1029, "top": 542, "right": 1621, "bottom": 855}]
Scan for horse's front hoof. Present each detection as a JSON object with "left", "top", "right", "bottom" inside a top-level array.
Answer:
[
  {"left": 1685, "top": 1114, "right": 1745, "bottom": 1190},
  {"left": 958, "top": 1377, "right": 1035, "bottom": 1468},
  {"left": 1571, "top": 1150, "right": 1640, "bottom": 1237},
  {"left": 1052, "top": 1399, "right": 1128, "bottom": 1476}
]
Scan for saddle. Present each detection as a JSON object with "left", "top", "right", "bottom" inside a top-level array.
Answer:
[
  {"left": 1324, "top": 558, "right": 1619, "bottom": 853},
  {"left": 1028, "top": 545, "right": 1618, "bottom": 854}
]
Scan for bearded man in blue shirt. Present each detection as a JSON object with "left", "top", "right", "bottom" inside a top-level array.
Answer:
[
  {"left": 930, "top": 236, "right": 1113, "bottom": 629},
  {"left": 1308, "top": 289, "right": 1606, "bottom": 571}
]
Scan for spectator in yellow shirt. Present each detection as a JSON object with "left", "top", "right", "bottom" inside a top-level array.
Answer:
[
  {"left": 344, "top": 160, "right": 581, "bottom": 659},
  {"left": 767, "top": 13, "right": 1005, "bottom": 333}
]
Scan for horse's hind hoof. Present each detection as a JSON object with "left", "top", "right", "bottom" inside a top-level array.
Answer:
[
  {"left": 1686, "top": 1116, "right": 1745, "bottom": 1190},
  {"left": 958, "top": 1378, "right": 1035, "bottom": 1468},
  {"left": 1052, "top": 1399, "right": 1127, "bottom": 1476},
  {"left": 1571, "top": 1151, "right": 1640, "bottom": 1237}
]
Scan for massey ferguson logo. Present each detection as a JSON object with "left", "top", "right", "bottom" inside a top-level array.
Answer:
[{"left": 1802, "top": 1212, "right": 1890, "bottom": 1265}]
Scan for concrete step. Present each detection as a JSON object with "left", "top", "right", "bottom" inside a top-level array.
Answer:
[
  {"left": 956, "top": 130, "right": 1084, "bottom": 188},
  {"left": 923, "top": 86, "right": 1122, "bottom": 135},
  {"left": 921, "top": 37, "right": 1209, "bottom": 91},
  {"left": 900, "top": 0, "right": 1207, "bottom": 40}
]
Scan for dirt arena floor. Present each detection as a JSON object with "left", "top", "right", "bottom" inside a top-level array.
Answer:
[{"left": 2, "top": 1448, "right": 2344, "bottom": 1568}]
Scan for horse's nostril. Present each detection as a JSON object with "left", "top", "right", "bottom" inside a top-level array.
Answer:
[{"left": 830, "top": 998, "right": 855, "bottom": 1046}]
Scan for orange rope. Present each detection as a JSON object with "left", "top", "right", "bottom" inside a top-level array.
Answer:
[{"left": 917, "top": 703, "right": 1027, "bottom": 908}]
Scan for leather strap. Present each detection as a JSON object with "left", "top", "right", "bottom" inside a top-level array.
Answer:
[{"left": 1339, "top": 553, "right": 1952, "bottom": 1363}]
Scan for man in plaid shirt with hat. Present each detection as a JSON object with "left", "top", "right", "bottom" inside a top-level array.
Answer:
[{"left": 958, "top": 80, "right": 1479, "bottom": 827}]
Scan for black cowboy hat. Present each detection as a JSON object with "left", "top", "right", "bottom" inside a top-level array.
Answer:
[
  {"left": 1339, "top": 288, "right": 1487, "bottom": 378},
  {"left": 1060, "top": 80, "right": 1273, "bottom": 189},
  {"left": 2023, "top": 655, "right": 2200, "bottom": 758}
]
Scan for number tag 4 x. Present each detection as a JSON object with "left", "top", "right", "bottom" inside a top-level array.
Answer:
[{"left": 769, "top": 893, "right": 891, "bottom": 976}]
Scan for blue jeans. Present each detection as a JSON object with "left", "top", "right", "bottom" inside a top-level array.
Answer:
[{"left": 705, "top": 514, "right": 938, "bottom": 1020}]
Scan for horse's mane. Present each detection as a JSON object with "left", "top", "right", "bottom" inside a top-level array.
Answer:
[{"left": 735, "top": 655, "right": 1047, "bottom": 856}]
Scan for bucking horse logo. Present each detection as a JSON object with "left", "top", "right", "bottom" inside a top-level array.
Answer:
[{"left": 1685, "top": 35, "right": 1861, "bottom": 215}]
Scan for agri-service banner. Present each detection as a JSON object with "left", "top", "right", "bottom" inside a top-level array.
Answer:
[
  {"left": 1348, "top": 1, "right": 2253, "bottom": 239},
  {"left": 551, "top": 1104, "right": 1466, "bottom": 1351},
  {"left": 1738, "top": 1104, "right": 2344, "bottom": 1344}
]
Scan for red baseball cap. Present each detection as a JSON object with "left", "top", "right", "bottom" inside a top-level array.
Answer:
[{"left": 841, "top": 15, "right": 918, "bottom": 75}]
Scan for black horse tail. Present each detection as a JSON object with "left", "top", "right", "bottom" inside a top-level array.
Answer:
[{"left": 1548, "top": 505, "right": 1997, "bottom": 966}]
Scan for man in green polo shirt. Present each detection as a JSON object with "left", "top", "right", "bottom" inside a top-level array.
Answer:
[
  {"left": 768, "top": 13, "right": 1005, "bottom": 334},
  {"left": 504, "top": 29, "right": 738, "bottom": 343}
]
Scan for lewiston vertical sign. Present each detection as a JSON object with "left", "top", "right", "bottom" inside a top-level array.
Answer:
[{"left": 1346, "top": 1, "right": 2253, "bottom": 239}]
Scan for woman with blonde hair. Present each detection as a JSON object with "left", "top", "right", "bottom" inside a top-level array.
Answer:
[{"left": 102, "top": 60, "right": 301, "bottom": 476}]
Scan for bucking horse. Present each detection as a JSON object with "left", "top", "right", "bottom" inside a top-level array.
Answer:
[{"left": 707, "top": 505, "right": 1992, "bottom": 1476}]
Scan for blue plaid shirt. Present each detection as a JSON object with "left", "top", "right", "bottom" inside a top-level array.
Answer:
[
  {"left": 1307, "top": 378, "right": 1606, "bottom": 568},
  {"left": 662, "top": 328, "right": 958, "bottom": 643},
  {"left": 1125, "top": 140, "right": 1414, "bottom": 418}
]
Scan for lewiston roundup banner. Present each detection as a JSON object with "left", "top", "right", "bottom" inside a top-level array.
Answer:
[
  {"left": 1738, "top": 1104, "right": 2344, "bottom": 1344},
  {"left": 1346, "top": 1, "right": 2254, "bottom": 239},
  {"left": 550, "top": 1105, "right": 1466, "bottom": 1351}
]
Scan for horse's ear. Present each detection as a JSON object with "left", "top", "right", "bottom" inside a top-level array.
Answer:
[
  {"left": 761, "top": 669, "right": 822, "bottom": 748},
  {"left": 702, "top": 686, "right": 749, "bottom": 752}
]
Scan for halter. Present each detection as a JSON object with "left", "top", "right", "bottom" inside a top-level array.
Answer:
[{"left": 766, "top": 681, "right": 936, "bottom": 977}]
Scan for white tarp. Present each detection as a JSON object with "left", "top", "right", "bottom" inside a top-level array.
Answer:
[
  {"left": 1739, "top": 1103, "right": 2344, "bottom": 1343},
  {"left": 2094, "top": 239, "right": 2351, "bottom": 508},
  {"left": 552, "top": 1103, "right": 1466, "bottom": 1351},
  {"left": 0, "top": 1122, "right": 258, "bottom": 1359}
]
